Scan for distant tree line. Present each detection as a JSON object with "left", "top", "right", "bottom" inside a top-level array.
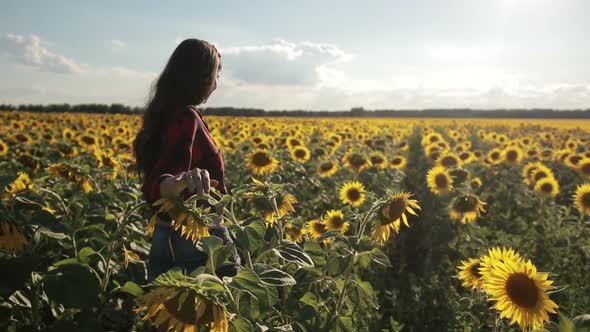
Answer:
[{"left": 1, "top": 103, "right": 590, "bottom": 118}]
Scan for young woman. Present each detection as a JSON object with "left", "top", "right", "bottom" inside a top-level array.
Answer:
[{"left": 132, "top": 38, "right": 240, "bottom": 282}]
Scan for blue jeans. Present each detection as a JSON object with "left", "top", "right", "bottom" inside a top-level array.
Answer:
[{"left": 146, "top": 224, "right": 241, "bottom": 282}]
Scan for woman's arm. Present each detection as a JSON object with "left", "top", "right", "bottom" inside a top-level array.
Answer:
[{"left": 145, "top": 108, "right": 214, "bottom": 201}]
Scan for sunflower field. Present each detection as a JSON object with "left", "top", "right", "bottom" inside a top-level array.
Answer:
[{"left": 1, "top": 110, "right": 590, "bottom": 332}]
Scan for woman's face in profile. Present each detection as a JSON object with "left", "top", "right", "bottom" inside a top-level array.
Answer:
[{"left": 202, "top": 60, "right": 221, "bottom": 103}]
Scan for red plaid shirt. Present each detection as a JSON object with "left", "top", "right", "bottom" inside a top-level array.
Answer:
[{"left": 142, "top": 105, "right": 228, "bottom": 208}]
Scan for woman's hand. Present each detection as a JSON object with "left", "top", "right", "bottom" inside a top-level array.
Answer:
[
  {"left": 184, "top": 167, "right": 219, "bottom": 195},
  {"left": 159, "top": 168, "right": 219, "bottom": 198}
]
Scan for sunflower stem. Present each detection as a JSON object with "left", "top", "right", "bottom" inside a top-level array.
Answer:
[
  {"left": 356, "top": 203, "right": 378, "bottom": 245},
  {"left": 223, "top": 283, "right": 240, "bottom": 313},
  {"left": 245, "top": 251, "right": 254, "bottom": 269},
  {"left": 38, "top": 187, "right": 69, "bottom": 216},
  {"left": 328, "top": 261, "right": 354, "bottom": 329},
  {"left": 271, "top": 195, "right": 290, "bottom": 323}
]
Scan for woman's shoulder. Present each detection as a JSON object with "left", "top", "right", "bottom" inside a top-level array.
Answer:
[
  {"left": 174, "top": 105, "right": 199, "bottom": 119},
  {"left": 166, "top": 105, "right": 200, "bottom": 129}
]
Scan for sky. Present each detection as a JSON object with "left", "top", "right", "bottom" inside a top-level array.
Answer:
[{"left": 0, "top": 0, "right": 589, "bottom": 110}]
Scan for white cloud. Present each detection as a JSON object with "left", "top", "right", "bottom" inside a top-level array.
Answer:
[
  {"left": 218, "top": 39, "right": 353, "bottom": 86},
  {"left": 427, "top": 44, "right": 505, "bottom": 63},
  {"left": 1, "top": 33, "right": 155, "bottom": 80},
  {"left": 110, "top": 39, "right": 126, "bottom": 50},
  {"left": 91, "top": 66, "right": 157, "bottom": 80},
  {"left": 208, "top": 82, "right": 590, "bottom": 110},
  {"left": 1, "top": 33, "right": 83, "bottom": 73},
  {"left": 1, "top": 36, "right": 588, "bottom": 109}
]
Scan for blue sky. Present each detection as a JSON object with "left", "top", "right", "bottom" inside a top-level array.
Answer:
[{"left": 1, "top": 0, "right": 589, "bottom": 109}]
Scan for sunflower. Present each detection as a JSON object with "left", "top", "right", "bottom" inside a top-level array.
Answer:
[
  {"left": 94, "top": 148, "right": 121, "bottom": 179},
  {"left": 343, "top": 152, "right": 371, "bottom": 173},
  {"left": 422, "top": 132, "right": 443, "bottom": 146},
  {"left": 378, "top": 192, "right": 420, "bottom": 232},
  {"left": 564, "top": 154, "right": 584, "bottom": 169},
  {"left": 457, "top": 258, "right": 484, "bottom": 290},
  {"left": 479, "top": 247, "right": 523, "bottom": 277},
  {"left": 122, "top": 243, "right": 140, "bottom": 269},
  {"left": 436, "top": 152, "right": 463, "bottom": 169},
  {"left": 470, "top": 177, "right": 482, "bottom": 189},
  {"left": 11, "top": 132, "right": 33, "bottom": 145},
  {"left": 368, "top": 152, "right": 387, "bottom": 169},
  {"left": 286, "top": 137, "right": 303, "bottom": 149},
  {"left": 565, "top": 138, "right": 578, "bottom": 151},
  {"left": 339, "top": 181, "right": 366, "bottom": 208},
  {"left": 0, "top": 221, "right": 28, "bottom": 251},
  {"left": 573, "top": 183, "right": 590, "bottom": 215},
  {"left": 539, "top": 149, "right": 554, "bottom": 161},
  {"left": 458, "top": 151, "right": 475, "bottom": 164},
  {"left": 424, "top": 144, "right": 442, "bottom": 163},
  {"left": 56, "top": 143, "right": 79, "bottom": 157},
  {"left": 317, "top": 160, "right": 339, "bottom": 177},
  {"left": 426, "top": 166, "right": 454, "bottom": 196},
  {"left": 576, "top": 157, "right": 590, "bottom": 177},
  {"left": 4, "top": 172, "right": 33, "bottom": 197},
  {"left": 370, "top": 222, "right": 395, "bottom": 244},
  {"left": 13, "top": 148, "right": 36, "bottom": 167},
  {"left": 530, "top": 165, "right": 554, "bottom": 185},
  {"left": 290, "top": 146, "right": 311, "bottom": 163},
  {"left": 522, "top": 162, "right": 539, "bottom": 185},
  {"left": 323, "top": 209, "right": 349, "bottom": 233},
  {"left": 483, "top": 259, "right": 558, "bottom": 330},
  {"left": 112, "top": 136, "right": 132, "bottom": 151},
  {"left": 264, "top": 194, "right": 297, "bottom": 227},
  {"left": 0, "top": 139, "right": 8, "bottom": 156},
  {"left": 306, "top": 219, "right": 327, "bottom": 240},
  {"left": 503, "top": 146, "right": 524, "bottom": 166},
  {"left": 77, "top": 133, "right": 99, "bottom": 150},
  {"left": 245, "top": 149, "right": 279, "bottom": 175},
  {"left": 285, "top": 223, "right": 306, "bottom": 243},
  {"left": 61, "top": 128, "right": 75, "bottom": 140},
  {"left": 534, "top": 177, "right": 559, "bottom": 198},
  {"left": 389, "top": 155, "right": 407, "bottom": 169},
  {"left": 135, "top": 272, "right": 229, "bottom": 332},
  {"left": 487, "top": 148, "right": 503, "bottom": 165},
  {"left": 9, "top": 120, "right": 23, "bottom": 131},
  {"left": 526, "top": 148, "right": 538, "bottom": 160},
  {"left": 449, "top": 168, "right": 469, "bottom": 186},
  {"left": 449, "top": 195, "right": 486, "bottom": 224},
  {"left": 151, "top": 197, "right": 210, "bottom": 243}
]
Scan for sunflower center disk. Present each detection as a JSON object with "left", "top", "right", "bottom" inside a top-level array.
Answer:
[
  {"left": 435, "top": 174, "right": 448, "bottom": 188},
  {"left": 469, "top": 264, "right": 482, "bottom": 279},
  {"left": 441, "top": 157, "right": 458, "bottom": 167},
  {"left": 253, "top": 152, "right": 272, "bottom": 166},
  {"left": 534, "top": 172, "right": 547, "bottom": 182},
  {"left": 455, "top": 197, "right": 478, "bottom": 213},
  {"left": 383, "top": 199, "right": 406, "bottom": 223},
  {"left": 371, "top": 156, "right": 384, "bottom": 164},
  {"left": 541, "top": 183, "right": 553, "bottom": 194},
  {"left": 320, "top": 163, "right": 333, "bottom": 171},
  {"left": 164, "top": 291, "right": 197, "bottom": 323},
  {"left": 507, "top": 151, "right": 518, "bottom": 162},
  {"left": 505, "top": 273, "right": 539, "bottom": 309},
  {"left": 349, "top": 154, "right": 366, "bottom": 167},
  {"left": 347, "top": 189, "right": 361, "bottom": 201},
  {"left": 295, "top": 149, "right": 306, "bottom": 158}
]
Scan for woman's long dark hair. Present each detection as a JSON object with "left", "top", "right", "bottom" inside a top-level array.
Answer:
[{"left": 133, "top": 39, "right": 221, "bottom": 176}]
